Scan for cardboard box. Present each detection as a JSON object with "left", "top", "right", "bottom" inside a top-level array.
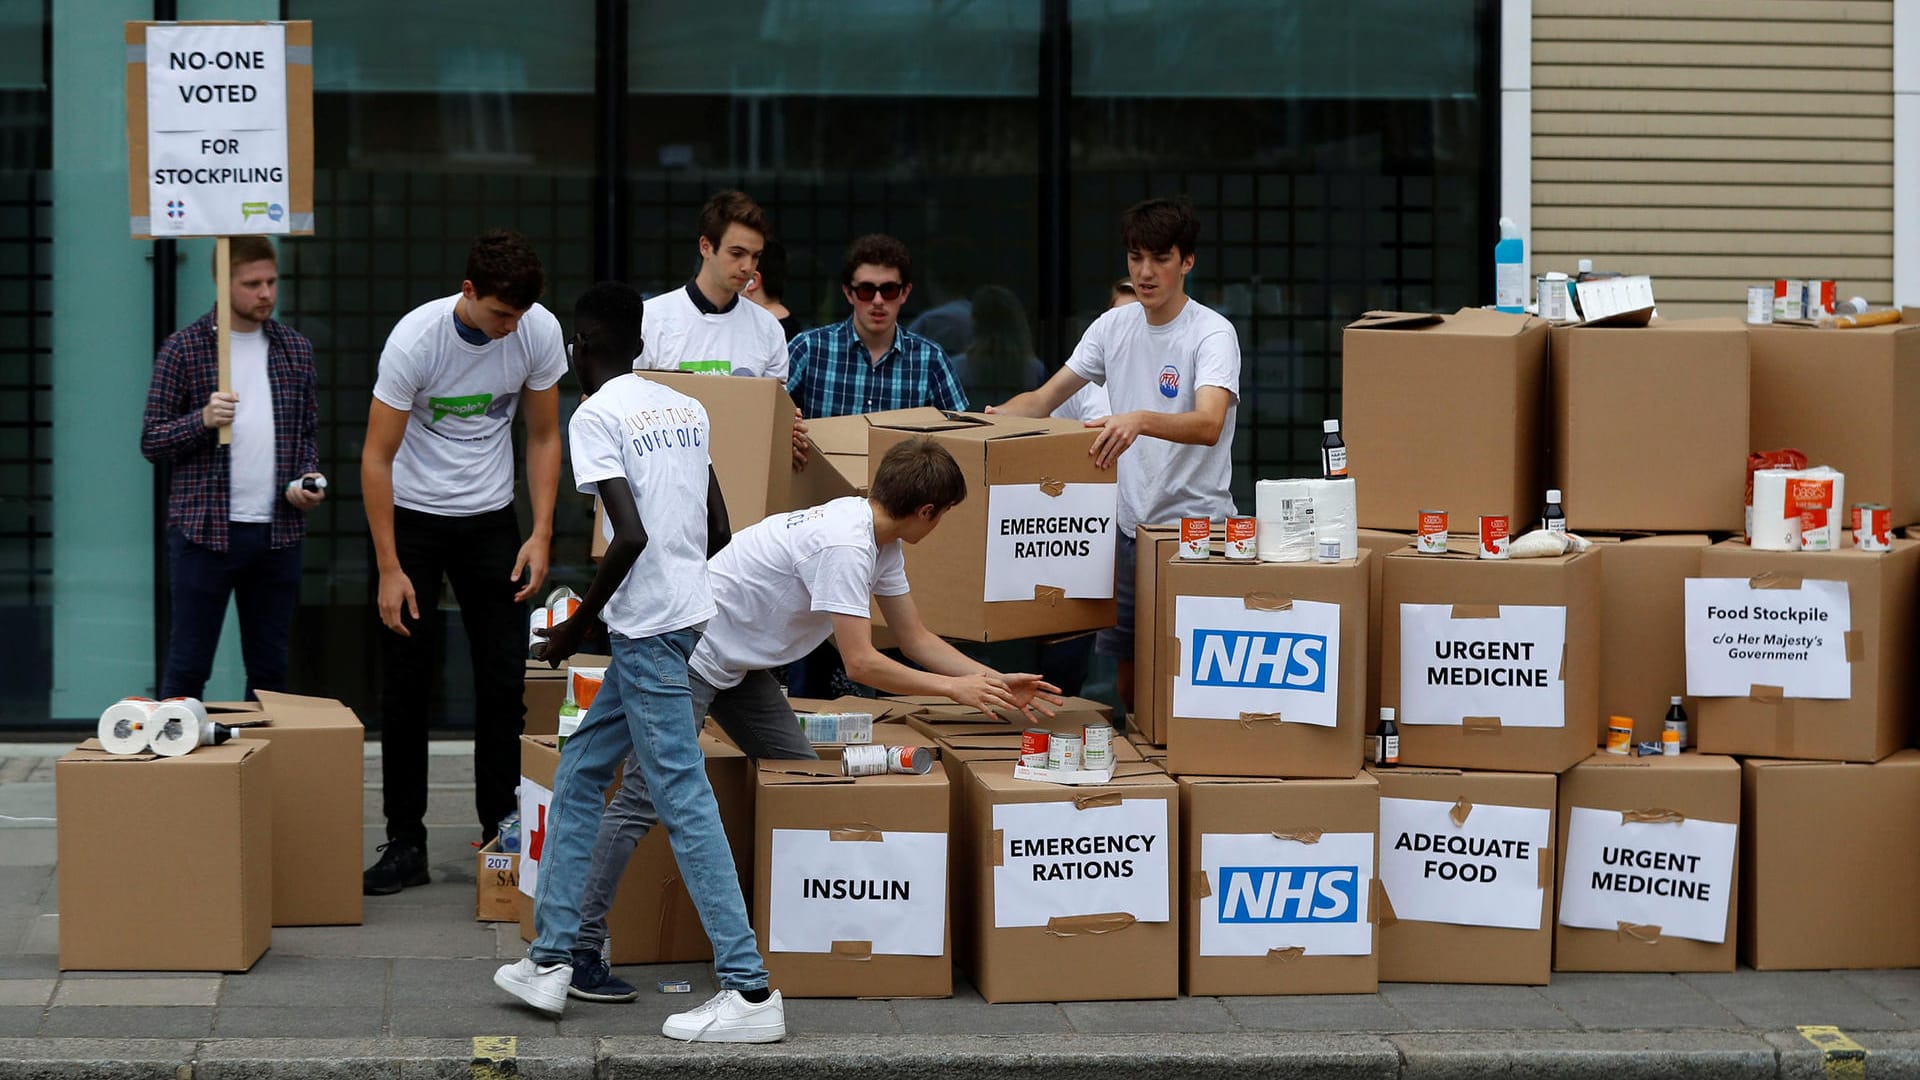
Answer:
[
  {"left": 1749, "top": 315, "right": 1920, "bottom": 526},
  {"left": 476, "top": 837, "right": 521, "bottom": 923},
  {"left": 58, "top": 739, "right": 273, "bottom": 971},
  {"left": 1552, "top": 319, "right": 1749, "bottom": 532},
  {"left": 896, "top": 694, "right": 1115, "bottom": 746},
  {"left": 790, "top": 414, "right": 871, "bottom": 509},
  {"left": 593, "top": 372, "right": 798, "bottom": 556},
  {"left": 525, "top": 661, "right": 567, "bottom": 738},
  {"left": 1357, "top": 530, "right": 1411, "bottom": 726},
  {"left": 1692, "top": 540, "right": 1919, "bottom": 763},
  {"left": 1132, "top": 524, "right": 1196, "bottom": 746},
  {"left": 1181, "top": 773, "right": 1379, "bottom": 995},
  {"left": 866, "top": 408, "right": 1118, "bottom": 641},
  {"left": 1156, "top": 552, "right": 1370, "bottom": 779},
  {"left": 239, "top": 692, "right": 364, "bottom": 927},
  {"left": 1596, "top": 535, "right": 1708, "bottom": 746},
  {"left": 1554, "top": 752, "right": 1740, "bottom": 973},
  {"left": 1380, "top": 547, "right": 1601, "bottom": 773},
  {"left": 1372, "top": 767, "right": 1555, "bottom": 986},
  {"left": 516, "top": 730, "right": 753, "bottom": 964},
  {"left": 1341, "top": 309, "right": 1549, "bottom": 529},
  {"left": 964, "top": 758, "right": 1179, "bottom": 1003},
  {"left": 1741, "top": 751, "right": 1920, "bottom": 970},
  {"left": 753, "top": 744, "right": 951, "bottom": 998}
]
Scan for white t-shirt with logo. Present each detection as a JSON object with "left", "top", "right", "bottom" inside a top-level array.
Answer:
[
  {"left": 1065, "top": 297, "right": 1240, "bottom": 532},
  {"left": 567, "top": 374, "right": 717, "bottom": 639},
  {"left": 638, "top": 285, "right": 788, "bottom": 380},
  {"left": 688, "top": 496, "right": 909, "bottom": 689},
  {"left": 373, "top": 295, "right": 568, "bottom": 516},
  {"left": 226, "top": 327, "right": 276, "bottom": 523}
]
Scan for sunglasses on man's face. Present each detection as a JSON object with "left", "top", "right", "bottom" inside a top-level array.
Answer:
[{"left": 848, "top": 281, "right": 905, "bottom": 302}]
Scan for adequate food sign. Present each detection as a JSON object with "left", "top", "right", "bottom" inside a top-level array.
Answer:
[
  {"left": 1683, "top": 578, "right": 1851, "bottom": 699},
  {"left": 1378, "top": 797, "right": 1549, "bottom": 930},
  {"left": 144, "top": 23, "right": 291, "bottom": 236},
  {"left": 1398, "top": 604, "right": 1567, "bottom": 727}
]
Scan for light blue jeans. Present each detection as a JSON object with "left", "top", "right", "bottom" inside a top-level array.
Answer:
[{"left": 529, "top": 628, "right": 768, "bottom": 991}]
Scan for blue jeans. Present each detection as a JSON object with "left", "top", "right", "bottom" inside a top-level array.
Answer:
[
  {"left": 161, "top": 524, "right": 301, "bottom": 700},
  {"left": 529, "top": 628, "right": 767, "bottom": 991}
]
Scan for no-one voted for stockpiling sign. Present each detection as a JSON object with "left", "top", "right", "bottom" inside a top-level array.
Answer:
[{"left": 126, "top": 20, "right": 314, "bottom": 239}]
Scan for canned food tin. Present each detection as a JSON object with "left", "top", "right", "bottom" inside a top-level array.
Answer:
[
  {"left": 1224, "top": 517, "right": 1257, "bottom": 560},
  {"left": 1746, "top": 285, "right": 1774, "bottom": 325},
  {"left": 1048, "top": 733, "right": 1083, "bottom": 772},
  {"left": 1316, "top": 535, "right": 1342, "bottom": 562},
  {"left": 1020, "top": 728, "right": 1051, "bottom": 768},
  {"left": 1081, "top": 723, "right": 1115, "bottom": 770},
  {"left": 1478, "top": 515, "right": 1510, "bottom": 560},
  {"left": 1852, "top": 503, "right": 1892, "bottom": 552},
  {"left": 1179, "top": 517, "right": 1211, "bottom": 559},
  {"left": 1417, "top": 509, "right": 1448, "bottom": 554},
  {"left": 842, "top": 744, "right": 935, "bottom": 776}
]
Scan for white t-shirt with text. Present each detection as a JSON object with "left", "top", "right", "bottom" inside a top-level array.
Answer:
[
  {"left": 688, "top": 496, "right": 909, "bottom": 689},
  {"left": 373, "top": 295, "right": 568, "bottom": 517},
  {"left": 1065, "top": 297, "right": 1240, "bottom": 532},
  {"left": 226, "top": 328, "right": 276, "bottom": 523},
  {"left": 638, "top": 285, "right": 788, "bottom": 380},
  {"left": 567, "top": 374, "right": 717, "bottom": 639}
]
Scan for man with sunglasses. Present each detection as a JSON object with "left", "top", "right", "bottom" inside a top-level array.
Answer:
[{"left": 785, "top": 234, "right": 967, "bottom": 420}]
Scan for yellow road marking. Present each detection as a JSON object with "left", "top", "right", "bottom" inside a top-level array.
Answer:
[
  {"left": 472, "top": 1035, "right": 518, "bottom": 1079},
  {"left": 1798, "top": 1025, "right": 1867, "bottom": 1080}
]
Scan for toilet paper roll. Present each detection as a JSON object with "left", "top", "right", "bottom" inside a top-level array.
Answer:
[
  {"left": 149, "top": 698, "right": 213, "bottom": 758},
  {"left": 1254, "top": 479, "right": 1315, "bottom": 562},
  {"left": 1749, "top": 469, "right": 1802, "bottom": 551},
  {"left": 96, "top": 698, "right": 160, "bottom": 755},
  {"left": 1306, "top": 478, "right": 1359, "bottom": 562}
]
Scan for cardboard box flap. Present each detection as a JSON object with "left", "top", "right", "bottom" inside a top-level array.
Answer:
[
  {"left": 863, "top": 407, "right": 988, "bottom": 433},
  {"left": 252, "top": 690, "right": 363, "bottom": 729},
  {"left": 759, "top": 759, "right": 849, "bottom": 785},
  {"left": 941, "top": 733, "right": 1026, "bottom": 751},
  {"left": 806, "top": 415, "right": 876, "bottom": 456},
  {"left": 66, "top": 738, "right": 266, "bottom": 766},
  {"left": 1347, "top": 310, "right": 1444, "bottom": 331}
]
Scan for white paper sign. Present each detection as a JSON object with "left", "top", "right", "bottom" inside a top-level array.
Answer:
[
  {"left": 1198, "top": 831, "right": 1374, "bottom": 957},
  {"left": 145, "top": 24, "right": 292, "bottom": 236},
  {"left": 1399, "top": 604, "right": 1567, "bottom": 728},
  {"left": 515, "top": 777, "right": 554, "bottom": 899},
  {"left": 1378, "top": 797, "right": 1550, "bottom": 930},
  {"left": 767, "top": 829, "right": 948, "bottom": 956},
  {"left": 1558, "top": 805, "right": 1737, "bottom": 944},
  {"left": 992, "top": 798, "right": 1169, "bottom": 928},
  {"left": 983, "top": 482, "right": 1117, "bottom": 602},
  {"left": 1684, "top": 578, "right": 1852, "bottom": 700},
  {"left": 1172, "top": 595, "right": 1342, "bottom": 726}
]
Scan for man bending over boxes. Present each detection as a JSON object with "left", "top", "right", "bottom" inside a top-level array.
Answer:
[{"left": 565, "top": 437, "right": 1062, "bottom": 1004}]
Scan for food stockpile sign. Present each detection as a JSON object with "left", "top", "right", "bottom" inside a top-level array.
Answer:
[
  {"left": 1683, "top": 577, "right": 1852, "bottom": 699},
  {"left": 1197, "top": 831, "right": 1374, "bottom": 956},
  {"left": 1378, "top": 796, "right": 1549, "bottom": 930},
  {"left": 129, "top": 21, "right": 314, "bottom": 238},
  {"left": 1398, "top": 604, "right": 1567, "bottom": 727},
  {"left": 1171, "top": 595, "right": 1342, "bottom": 725},
  {"left": 983, "top": 482, "right": 1117, "bottom": 602},
  {"left": 1558, "top": 806, "right": 1736, "bottom": 943}
]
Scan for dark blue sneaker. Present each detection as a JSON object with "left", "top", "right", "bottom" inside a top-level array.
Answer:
[{"left": 568, "top": 948, "right": 639, "bottom": 1003}]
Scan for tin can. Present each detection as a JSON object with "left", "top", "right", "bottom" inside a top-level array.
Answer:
[
  {"left": 1081, "top": 723, "right": 1115, "bottom": 770},
  {"left": 1316, "top": 535, "right": 1342, "bottom": 562},
  {"left": 1605, "top": 716, "right": 1633, "bottom": 755},
  {"left": 1478, "top": 515, "right": 1510, "bottom": 560},
  {"left": 1661, "top": 729, "right": 1681, "bottom": 756},
  {"left": 1020, "top": 728, "right": 1051, "bottom": 768},
  {"left": 1048, "top": 732, "right": 1083, "bottom": 772},
  {"left": 1224, "top": 517, "right": 1257, "bottom": 560},
  {"left": 1852, "top": 503, "right": 1892, "bottom": 552},
  {"left": 1179, "top": 517, "right": 1211, "bottom": 559},
  {"left": 528, "top": 588, "right": 582, "bottom": 658},
  {"left": 1746, "top": 285, "right": 1773, "bottom": 325},
  {"left": 1417, "top": 509, "right": 1449, "bottom": 554},
  {"left": 842, "top": 743, "right": 934, "bottom": 776},
  {"left": 1776, "top": 279, "right": 1804, "bottom": 320}
]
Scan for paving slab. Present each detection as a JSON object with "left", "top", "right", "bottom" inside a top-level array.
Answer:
[
  {"left": 0, "top": 1006, "right": 42, "bottom": 1037},
  {"left": 1222, "top": 992, "right": 1409, "bottom": 1032},
  {"left": 214, "top": 956, "right": 389, "bottom": 1008},
  {"left": 1682, "top": 970, "right": 1911, "bottom": 1031},
  {"left": 38, "top": 1005, "right": 214, "bottom": 1038},
  {"left": 1381, "top": 983, "right": 1576, "bottom": 1031},
  {"left": 1840, "top": 968, "right": 1920, "bottom": 1025},
  {"left": 0, "top": 980, "right": 53, "bottom": 1007},
  {"left": 51, "top": 977, "right": 219, "bottom": 1006},
  {"left": 1058, "top": 996, "right": 1242, "bottom": 1033},
  {"left": 1541, "top": 972, "right": 1742, "bottom": 1030},
  {"left": 210, "top": 1005, "right": 388, "bottom": 1038}
]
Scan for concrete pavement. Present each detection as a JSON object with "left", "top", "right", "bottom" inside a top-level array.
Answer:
[{"left": 3, "top": 741, "right": 1918, "bottom": 1078}]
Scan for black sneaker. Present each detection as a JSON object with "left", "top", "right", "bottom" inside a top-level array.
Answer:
[
  {"left": 568, "top": 948, "right": 639, "bottom": 1003},
  {"left": 362, "top": 841, "right": 429, "bottom": 895}
]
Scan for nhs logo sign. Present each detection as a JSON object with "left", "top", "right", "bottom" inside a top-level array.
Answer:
[
  {"left": 1191, "top": 630, "right": 1327, "bottom": 691},
  {"left": 1172, "top": 595, "right": 1343, "bottom": 726},
  {"left": 1218, "top": 866, "right": 1360, "bottom": 923}
]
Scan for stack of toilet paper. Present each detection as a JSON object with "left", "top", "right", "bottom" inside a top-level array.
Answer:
[
  {"left": 1255, "top": 478, "right": 1358, "bottom": 562},
  {"left": 1750, "top": 466, "right": 1845, "bottom": 551}
]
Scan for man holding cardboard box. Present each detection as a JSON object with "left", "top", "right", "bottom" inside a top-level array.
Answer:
[
  {"left": 991, "top": 196, "right": 1240, "bottom": 709},
  {"left": 494, "top": 281, "right": 787, "bottom": 1042}
]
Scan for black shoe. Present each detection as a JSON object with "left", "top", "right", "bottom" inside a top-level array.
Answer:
[
  {"left": 363, "top": 841, "right": 429, "bottom": 895},
  {"left": 568, "top": 948, "right": 639, "bottom": 1003}
]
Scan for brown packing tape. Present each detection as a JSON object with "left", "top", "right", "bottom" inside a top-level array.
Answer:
[
  {"left": 1374, "top": 878, "right": 1398, "bottom": 927},
  {"left": 1074, "top": 791, "right": 1123, "bottom": 811},
  {"left": 1039, "top": 477, "right": 1066, "bottom": 497},
  {"left": 1168, "top": 636, "right": 1181, "bottom": 671},
  {"left": 1266, "top": 946, "right": 1306, "bottom": 962},
  {"left": 1537, "top": 848, "right": 1552, "bottom": 889},
  {"left": 1034, "top": 584, "right": 1065, "bottom": 605},
  {"left": 830, "top": 940, "right": 874, "bottom": 961},
  {"left": 1557, "top": 644, "right": 1567, "bottom": 682},
  {"left": 1272, "top": 827, "right": 1323, "bottom": 844},
  {"left": 1750, "top": 684, "right": 1785, "bottom": 704},
  {"left": 1616, "top": 921, "right": 1663, "bottom": 945},
  {"left": 1749, "top": 571, "right": 1803, "bottom": 591},
  {"left": 1621, "top": 808, "right": 1686, "bottom": 825},
  {"left": 1451, "top": 604, "right": 1501, "bottom": 620},
  {"left": 1237, "top": 711, "right": 1283, "bottom": 729},
  {"left": 1244, "top": 592, "right": 1293, "bottom": 612},
  {"left": 1845, "top": 630, "right": 1863, "bottom": 662},
  {"left": 1045, "top": 912, "right": 1137, "bottom": 937},
  {"left": 1191, "top": 871, "right": 1212, "bottom": 899},
  {"left": 1449, "top": 798, "right": 1474, "bottom": 827},
  {"left": 829, "top": 823, "right": 885, "bottom": 843},
  {"left": 1464, "top": 716, "right": 1502, "bottom": 735},
  {"left": 990, "top": 829, "right": 1004, "bottom": 867}
]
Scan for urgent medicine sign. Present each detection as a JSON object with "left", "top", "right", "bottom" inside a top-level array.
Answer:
[{"left": 126, "top": 21, "right": 315, "bottom": 238}]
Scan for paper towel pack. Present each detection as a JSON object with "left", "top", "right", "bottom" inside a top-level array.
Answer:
[{"left": 1750, "top": 467, "right": 1845, "bottom": 551}]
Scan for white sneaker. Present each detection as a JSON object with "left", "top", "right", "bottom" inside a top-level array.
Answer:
[
  {"left": 494, "top": 958, "right": 570, "bottom": 1016},
  {"left": 660, "top": 988, "right": 786, "bottom": 1043}
]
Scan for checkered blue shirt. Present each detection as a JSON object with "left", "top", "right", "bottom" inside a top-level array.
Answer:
[{"left": 785, "top": 316, "right": 969, "bottom": 418}]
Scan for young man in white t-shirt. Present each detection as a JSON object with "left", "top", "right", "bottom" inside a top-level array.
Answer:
[
  {"left": 567, "top": 438, "right": 1061, "bottom": 994},
  {"left": 990, "top": 197, "right": 1241, "bottom": 711},
  {"left": 492, "top": 282, "right": 784, "bottom": 1042},
  {"left": 360, "top": 230, "right": 567, "bottom": 895}
]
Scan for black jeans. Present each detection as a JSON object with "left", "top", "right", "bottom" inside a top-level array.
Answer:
[
  {"left": 160, "top": 524, "right": 301, "bottom": 700},
  {"left": 378, "top": 505, "right": 527, "bottom": 847}
]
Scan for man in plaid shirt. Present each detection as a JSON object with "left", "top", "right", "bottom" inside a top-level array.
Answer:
[{"left": 140, "top": 235, "right": 323, "bottom": 701}]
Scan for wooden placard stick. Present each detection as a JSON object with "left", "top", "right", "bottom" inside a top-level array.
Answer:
[{"left": 215, "top": 235, "right": 232, "bottom": 445}]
